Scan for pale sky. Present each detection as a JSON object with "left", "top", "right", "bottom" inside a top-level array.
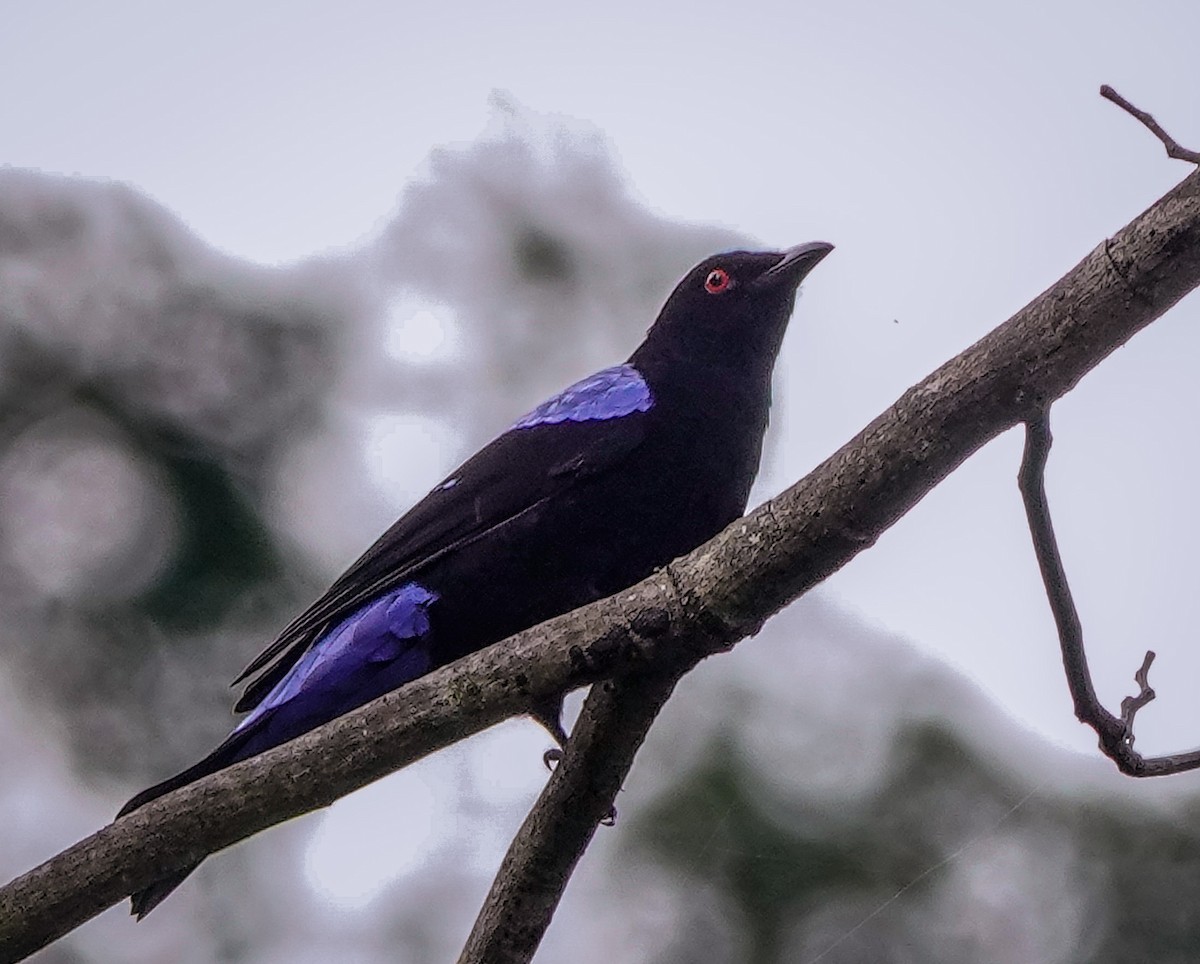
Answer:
[{"left": 5, "top": 0, "right": 1200, "bottom": 925}]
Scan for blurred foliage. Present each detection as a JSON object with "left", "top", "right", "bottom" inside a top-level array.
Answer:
[
  {"left": 0, "top": 171, "right": 335, "bottom": 778},
  {"left": 513, "top": 226, "right": 577, "bottom": 285},
  {"left": 139, "top": 449, "right": 281, "bottom": 632},
  {"left": 628, "top": 714, "right": 1200, "bottom": 964}
]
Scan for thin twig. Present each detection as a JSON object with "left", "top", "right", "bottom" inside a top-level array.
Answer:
[
  {"left": 1019, "top": 413, "right": 1200, "bottom": 776},
  {"left": 1120, "top": 649, "right": 1157, "bottom": 738},
  {"left": 1101, "top": 85, "right": 1200, "bottom": 165}
]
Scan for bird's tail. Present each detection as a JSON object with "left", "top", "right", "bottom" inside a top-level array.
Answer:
[{"left": 117, "top": 732, "right": 251, "bottom": 919}]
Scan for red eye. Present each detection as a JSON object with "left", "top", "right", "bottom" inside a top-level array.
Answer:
[{"left": 704, "top": 268, "right": 731, "bottom": 294}]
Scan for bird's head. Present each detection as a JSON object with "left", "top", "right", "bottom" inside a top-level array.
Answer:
[{"left": 634, "top": 242, "right": 833, "bottom": 379}]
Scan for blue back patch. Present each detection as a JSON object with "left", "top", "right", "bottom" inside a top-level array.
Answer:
[{"left": 512, "top": 364, "right": 653, "bottom": 430}]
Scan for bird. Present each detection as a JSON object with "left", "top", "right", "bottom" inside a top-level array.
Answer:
[{"left": 117, "top": 240, "right": 834, "bottom": 917}]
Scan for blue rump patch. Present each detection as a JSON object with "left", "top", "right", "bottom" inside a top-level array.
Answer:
[
  {"left": 512, "top": 364, "right": 653, "bottom": 430},
  {"left": 235, "top": 582, "right": 439, "bottom": 732}
]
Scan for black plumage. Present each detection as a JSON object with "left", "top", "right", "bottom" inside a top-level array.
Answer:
[{"left": 118, "top": 241, "right": 833, "bottom": 916}]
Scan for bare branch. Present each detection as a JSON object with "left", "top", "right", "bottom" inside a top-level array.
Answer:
[
  {"left": 459, "top": 567, "right": 695, "bottom": 963},
  {"left": 458, "top": 665, "right": 688, "bottom": 964},
  {"left": 1019, "top": 414, "right": 1200, "bottom": 776},
  {"left": 1101, "top": 85, "right": 1200, "bottom": 165},
  {"left": 3, "top": 167, "right": 1200, "bottom": 962}
]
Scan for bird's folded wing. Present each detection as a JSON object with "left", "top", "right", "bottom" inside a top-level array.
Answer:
[{"left": 232, "top": 414, "right": 649, "bottom": 712}]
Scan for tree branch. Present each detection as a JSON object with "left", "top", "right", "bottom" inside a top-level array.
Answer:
[
  {"left": 2, "top": 167, "right": 1200, "bottom": 963},
  {"left": 458, "top": 664, "right": 690, "bottom": 964},
  {"left": 1101, "top": 85, "right": 1200, "bottom": 165},
  {"left": 1019, "top": 413, "right": 1200, "bottom": 776}
]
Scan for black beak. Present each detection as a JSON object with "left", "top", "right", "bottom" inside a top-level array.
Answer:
[{"left": 753, "top": 241, "right": 834, "bottom": 290}]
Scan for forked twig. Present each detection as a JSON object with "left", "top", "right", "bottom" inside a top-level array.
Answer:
[
  {"left": 1020, "top": 413, "right": 1200, "bottom": 776},
  {"left": 1101, "top": 85, "right": 1200, "bottom": 165}
]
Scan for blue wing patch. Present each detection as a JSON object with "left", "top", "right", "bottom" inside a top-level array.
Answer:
[
  {"left": 234, "top": 582, "right": 438, "bottom": 734},
  {"left": 512, "top": 364, "right": 653, "bottom": 430}
]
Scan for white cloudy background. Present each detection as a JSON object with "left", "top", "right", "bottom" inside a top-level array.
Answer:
[{"left": 2, "top": 2, "right": 1200, "bottom": 962}]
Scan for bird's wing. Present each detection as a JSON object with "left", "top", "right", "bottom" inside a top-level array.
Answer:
[{"left": 233, "top": 371, "right": 652, "bottom": 712}]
